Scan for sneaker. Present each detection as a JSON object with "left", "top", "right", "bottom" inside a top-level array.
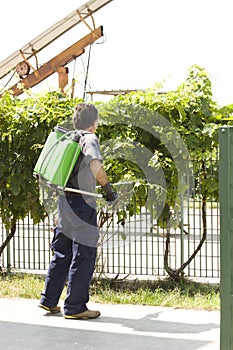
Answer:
[
  {"left": 38, "top": 304, "right": 61, "bottom": 314},
  {"left": 64, "top": 309, "right": 101, "bottom": 320}
]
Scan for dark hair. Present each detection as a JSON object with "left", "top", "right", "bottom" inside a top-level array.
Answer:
[{"left": 73, "top": 103, "right": 98, "bottom": 130}]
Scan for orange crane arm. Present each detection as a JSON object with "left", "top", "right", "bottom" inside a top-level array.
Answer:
[{"left": 8, "top": 26, "right": 103, "bottom": 96}]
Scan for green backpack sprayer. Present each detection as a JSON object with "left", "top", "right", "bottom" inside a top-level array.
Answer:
[{"left": 33, "top": 125, "right": 102, "bottom": 198}]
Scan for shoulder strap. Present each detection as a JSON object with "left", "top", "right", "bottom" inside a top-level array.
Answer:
[{"left": 67, "top": 130, "right": 90, "bottom": 185}]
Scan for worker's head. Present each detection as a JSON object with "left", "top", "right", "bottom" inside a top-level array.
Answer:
[{"left": 73, "top": 103, "right": 98, "bottom": 132}]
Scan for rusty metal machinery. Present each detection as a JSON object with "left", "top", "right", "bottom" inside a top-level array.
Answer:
[
  {"left": 0, "top": 0, "right": 112, "bottom": 96},
  {"left": 8, "top": 26, "right": 103, "bottom": 96}
]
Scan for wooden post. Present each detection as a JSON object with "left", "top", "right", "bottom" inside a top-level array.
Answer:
[{"left": 57, "top": 67, "right": 69, "bottom": 93}]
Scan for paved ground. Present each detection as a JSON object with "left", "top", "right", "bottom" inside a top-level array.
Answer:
[{"left": 0, "top": 298, "right": 220, "bottom": 350}]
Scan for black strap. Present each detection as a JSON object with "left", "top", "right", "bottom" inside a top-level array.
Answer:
[{"left": 67, "top": 130, "right": 89, "bottom": 185}]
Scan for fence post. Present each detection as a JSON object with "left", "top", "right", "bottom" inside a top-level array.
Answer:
[
  {"left": 179, "top": 175, "right": 184, "bottom": 267},
  {"left": 219, "top": 126, "right": 233, "bottom": 349},
  {"left": 6, "top": 228, "right": 11, "bottom": 274}
]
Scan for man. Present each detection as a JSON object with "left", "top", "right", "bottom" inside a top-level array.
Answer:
[{"left": 39, "top": 103, "right": 117, "bottom": 319}]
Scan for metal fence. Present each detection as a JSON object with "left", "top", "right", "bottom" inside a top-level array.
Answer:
[
  {"left": 96, "top": 198, "right": 220, "bottom": 280},
  {"left": 0, "top": 153, "right": 220, "bottom": 280},
  {"left": 0, "top": 198, "right": 220, "bottom": 281}
]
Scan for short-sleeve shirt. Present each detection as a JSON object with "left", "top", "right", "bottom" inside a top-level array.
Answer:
[
  {"left": 67, "top": 131, "right": 103, "bottom": 194},
  {"left": 56, "top": 131, "right": 103, "bottom": 247}
]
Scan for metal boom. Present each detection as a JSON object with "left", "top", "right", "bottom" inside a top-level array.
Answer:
[
  {"left": 7, "top": 26, "right": 103, "bottom": 96},
  {"left": 0, "top": 0, "right": 112, "bottom": 80}
]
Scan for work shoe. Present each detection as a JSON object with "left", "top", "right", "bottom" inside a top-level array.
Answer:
[
  {"left": 38, "top": 304, "right": 61, "bottom": 314},
  {"left": 64, "top": 309, "right": 101, "bottom": 320}
]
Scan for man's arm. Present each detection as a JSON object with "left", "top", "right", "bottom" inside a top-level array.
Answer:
[
  {"left": 89, "top": 159, "right": 108, "bottom": 186},
  {"left": 90, "top": 159, "right": 118, "bottom": 203}
]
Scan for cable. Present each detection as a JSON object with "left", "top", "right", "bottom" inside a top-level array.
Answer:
[
  {"left": 81, "top": 31, "right": 107, "bottom": 100},
  {"left": 70, "top": 57, "right": 77, "bottom": 99},
  {"left": 95, "top": 31, "right": 107, "bottom": 45},
  {"left": 0, "top": 71, "right": 16, "bottom": 93},
  {"left": 83, "top": 44, "right": 92, "bottom": 101}
]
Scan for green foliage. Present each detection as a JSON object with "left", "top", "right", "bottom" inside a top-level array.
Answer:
[
  {"left": 0, "top": 91, "right": 81, "bottom": 230},
  {"left": 97, "top": 65, "right": 222, "bottom": 223},
  {"left": 0, "top": 65, "right": 230, "bottom": 243}
]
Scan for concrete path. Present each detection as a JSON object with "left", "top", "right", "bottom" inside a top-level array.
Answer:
[{"left": 0, "top": 298, "right": 220, "bottom": 350}]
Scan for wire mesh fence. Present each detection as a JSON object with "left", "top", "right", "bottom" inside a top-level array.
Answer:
[
  {"left": 95, "top": 200, "right": 220, "bottom": 279},
  {"left": 0, "top": 157, "right": 220, "bottom": 281},
  {"left": 0, "top": 200, "right": 220, "bottom": 280}
]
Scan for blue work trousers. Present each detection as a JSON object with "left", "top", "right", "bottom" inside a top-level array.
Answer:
[{"left": 40, "top": 230, "right": 97, "bottom": 315}]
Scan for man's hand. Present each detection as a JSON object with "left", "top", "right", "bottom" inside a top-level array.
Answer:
[{"left": 102, "top": 183, "right": 119, "bottom": 209}]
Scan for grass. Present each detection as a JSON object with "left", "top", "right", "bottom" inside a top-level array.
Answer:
[
  {"left": 0, "top": 272, "right": 220, "bottom": 310},
  {"left": 90, "top": 277, "right": 220, "bottom": 310}
]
